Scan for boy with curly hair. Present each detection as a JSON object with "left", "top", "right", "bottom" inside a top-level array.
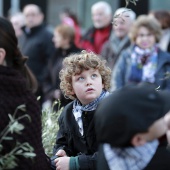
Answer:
[{"left": 51, "top": 51, "right": 111, "bottom": 170}]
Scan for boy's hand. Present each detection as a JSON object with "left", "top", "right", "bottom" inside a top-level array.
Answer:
[
  {"left": 56, "top": 149, "right": 67, "bottom": 157},
  {"left": 55, "top": 156, "right": 70, "bottom": 170}
]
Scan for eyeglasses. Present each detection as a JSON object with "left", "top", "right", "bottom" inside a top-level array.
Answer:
[{"left": 137, "top": 33, "right": 154, "bottom": 38}]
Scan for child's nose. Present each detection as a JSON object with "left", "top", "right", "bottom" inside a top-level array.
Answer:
[
  {"left": 87, "top": 82, "right": 92, "bottom": 86},
  {"left": 86, "top": 77, "right": 92, "bottom": 86}
]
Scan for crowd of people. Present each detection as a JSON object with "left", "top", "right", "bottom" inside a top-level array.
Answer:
[{"left": 1, "top": 1, "right": 170, "bottom": 170}]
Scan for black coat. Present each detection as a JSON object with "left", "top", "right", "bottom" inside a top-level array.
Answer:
[
  {"left": 21, "top": 24, "right": 55, "bottom": 84},
  {"left": 53, "top": 102, "right": 98, "bottom": 170}
]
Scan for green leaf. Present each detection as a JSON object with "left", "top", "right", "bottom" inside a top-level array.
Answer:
[
  {"left": 17, "top": 104, "right": 26, "bottom": 112},
  {"left": 23, "top": 152, "right": 36, "bottom": 158},
  {"left": 0, "top": 104, "right": 36, "bottom": 169},
  {"left": 15, "top": 149, "right": 23, "bottom": 154},
  {"left": 9, "top": 121, "right": 25, "bottom": 134},
  {"left": 42, "top": 101, "right": 63, "bottom": 156},
  {"left": 2, "top": 136, "right": 13, "bottom": 140},
  {"left": 8, "top": 114, "right": 14, "bottom": 122},
  {"left": 37, "top": 96, "right": 41, "bottom": 101}
]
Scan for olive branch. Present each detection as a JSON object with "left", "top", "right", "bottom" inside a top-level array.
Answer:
[{"left": 0, "top": 104, "right": 36, "bottom": 169}]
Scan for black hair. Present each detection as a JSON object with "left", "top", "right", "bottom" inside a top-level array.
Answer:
[{"left": 0, "top": 17, "right": 37, "bottom": 92}]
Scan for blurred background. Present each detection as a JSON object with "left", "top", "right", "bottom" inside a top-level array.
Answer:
[{"left": 1, "top": 0, "right": 170, "bottom": 30}]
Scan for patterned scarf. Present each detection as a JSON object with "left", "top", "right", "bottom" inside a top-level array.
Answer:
[
  {"left": 104, "top": 140, "right": 159, "bottom": 170},
  {"left": 129, "top": 45, "right": 158, "bottom": 83},
  {"left": 72, "top": 90, "right": 109, "bottom": 136}
]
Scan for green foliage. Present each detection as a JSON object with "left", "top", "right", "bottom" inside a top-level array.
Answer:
[
  {"left": 0, "top": 105, "right": 36, "bottom": 169},
  {"left": 42, "top": 100, "right": 63, "bottom": 157}
]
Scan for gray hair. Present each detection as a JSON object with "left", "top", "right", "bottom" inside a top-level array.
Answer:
[
  {"left": 114, "top": 7, "right": 136, "bottom": 21},
  {"left": 91, "top": 1, "right": 112, "bottom": 15}
]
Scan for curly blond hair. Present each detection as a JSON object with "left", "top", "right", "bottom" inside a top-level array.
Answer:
[{"left": 59, "top": 51, "right": 111, "bottom": 100}]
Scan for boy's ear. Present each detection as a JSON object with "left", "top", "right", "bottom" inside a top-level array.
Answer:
[
  {"left": 0, "top": 48, "right": 6, "bottom": 65},
  {"left": 131, "top": 133, "right": 147, "bottom": 147}
]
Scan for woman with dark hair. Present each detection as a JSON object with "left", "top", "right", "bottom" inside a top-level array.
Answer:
[{"left": 0, "top": 17, "right": 50, "bottom": 169}]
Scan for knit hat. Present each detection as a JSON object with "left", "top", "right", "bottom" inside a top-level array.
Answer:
[{"left": 95, "top": 82, "right": 170, "bottom": 147}]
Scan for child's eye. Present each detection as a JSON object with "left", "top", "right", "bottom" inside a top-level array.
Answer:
[
  {"left": 91, "top": 74, "right": 97, "bottom": 78},
  {"left": 77, "top": 77, "right": 84, "bottom": 81}
]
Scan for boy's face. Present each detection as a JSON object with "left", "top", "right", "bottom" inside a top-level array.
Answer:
[{"left": 71, "top": 68, "right": 104, "bottom": 105}]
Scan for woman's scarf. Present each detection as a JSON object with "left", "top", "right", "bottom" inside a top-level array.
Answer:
[
  {"left": 103, "top": 140, "right": 159, "bottom": 170},
  {"left": 72, "top": 90, "right": 109, "bottom": 136},
  {"left": 129, "top": 45, "right": 158, "bottom": 83}
]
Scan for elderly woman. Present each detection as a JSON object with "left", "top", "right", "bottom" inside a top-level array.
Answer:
[{"left": 111, "top": 15, "right": 170, "bottom": 91}]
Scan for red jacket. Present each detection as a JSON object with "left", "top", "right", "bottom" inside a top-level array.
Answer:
[{"left": 80, "top": 24, "right": 112, "bottom": 54}]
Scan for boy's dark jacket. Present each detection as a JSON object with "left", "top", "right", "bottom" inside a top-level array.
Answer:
[{"left": 53, "top": 101, "right": 98, "bottom": 170}]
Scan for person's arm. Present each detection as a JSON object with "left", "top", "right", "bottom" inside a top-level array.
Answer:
[
  {"left": 59, "top": 152, "right": 98, "bottom": 170},
  {"left": 156, "top": 51, "right": 170, "bottom": 90},
  {"left": 53, "top": 123, "right": 98, "bottom": 170},
  {"left": 51, "top": 113, "right": 71, "bottom": 170},
  {"left": 77, "top": 152, "right": 98, "bottom": 170},
  {"left": 53, "top": 115, "right": 70, "bottom": 156}
]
